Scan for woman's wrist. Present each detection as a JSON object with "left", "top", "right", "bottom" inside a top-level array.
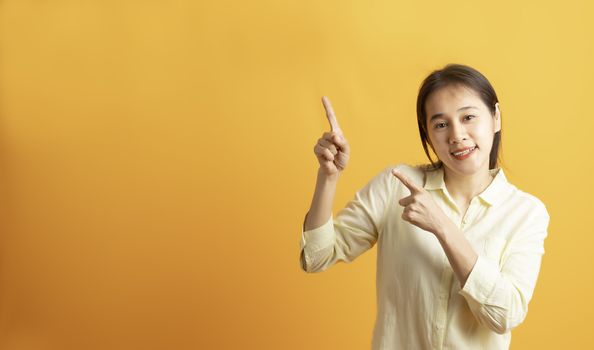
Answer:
[{"left": 317, "top": 168, "right": 340, "bottom": 183}]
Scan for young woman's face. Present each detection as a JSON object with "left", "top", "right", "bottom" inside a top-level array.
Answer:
[{"left": 425, "top": 84, "right": 501, "bottom": 177}]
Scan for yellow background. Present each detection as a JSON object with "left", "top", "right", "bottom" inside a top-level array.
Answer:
[{"left": 1, "top": 0, "right": 592, "bottom": 349}]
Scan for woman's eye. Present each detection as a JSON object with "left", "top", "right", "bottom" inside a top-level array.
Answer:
[
  {"left": 435, "top": 123, "right": 446, "bottom": 129},
  {"left": 464, "top": 115, "right": 476, "bottom": 121}
]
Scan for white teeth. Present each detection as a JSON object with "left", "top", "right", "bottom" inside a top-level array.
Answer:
[{"left": 453, "top": 146, "right": 476, "bottom": 156}]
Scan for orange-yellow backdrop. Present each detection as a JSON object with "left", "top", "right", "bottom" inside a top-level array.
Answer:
[{"left": 1, "top": 0, "right": 592, "bottom": 349}]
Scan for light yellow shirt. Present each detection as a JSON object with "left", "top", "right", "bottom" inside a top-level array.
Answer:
[{"left": 299, "top": 162, "right": 550, "bottom": 350}]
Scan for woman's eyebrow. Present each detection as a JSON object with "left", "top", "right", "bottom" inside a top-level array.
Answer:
[{"left": 429, "top": 106, "right": 479, "bottom": 122}]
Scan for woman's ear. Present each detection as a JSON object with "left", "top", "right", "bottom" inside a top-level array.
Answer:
[{"left": 494, "top": 103, "right": 502, "bottom": 132}]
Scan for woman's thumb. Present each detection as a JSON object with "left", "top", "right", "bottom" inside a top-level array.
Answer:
[{"left": 333, "top": 134, "right": 346, "bottom": 147}]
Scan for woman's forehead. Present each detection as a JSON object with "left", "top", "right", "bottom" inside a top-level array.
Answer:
[{"left": 425, "top": 85, "right": 483, "bottom": 114}]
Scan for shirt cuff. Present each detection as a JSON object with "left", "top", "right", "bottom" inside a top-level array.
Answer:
[
  {"left": 458, "top": 254, "right": 501, "bottom": 304},
  {"left": 300, "top": 215, "right": 335, "bottom": 254}
]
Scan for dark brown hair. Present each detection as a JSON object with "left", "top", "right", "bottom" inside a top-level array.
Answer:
[{"left": 416, "top": 63, "right": 502, "bottom": 170}]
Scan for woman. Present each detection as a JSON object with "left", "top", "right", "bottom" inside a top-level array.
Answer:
[{"left": 299, "top": 63, "right": 550, "bottom": 349}]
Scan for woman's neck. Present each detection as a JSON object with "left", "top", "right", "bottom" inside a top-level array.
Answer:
[{"left": 443, "top": 167, "right": 495, "bottom": 203}]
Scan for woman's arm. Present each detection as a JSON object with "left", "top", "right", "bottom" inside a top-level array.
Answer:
[
  {"left": 434, "top": 221, "right": 478, "bottom": 289},
  {"left": 436, "top": 207, "right": 550, "bottom": 334},
  {"left": 303, "top": 168, "right": 339, "bottom": 232},
  {"left": 299, "top": 165, "right": 394, "bottom": 273}
]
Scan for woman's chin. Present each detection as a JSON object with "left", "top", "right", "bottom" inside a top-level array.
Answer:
[{"left": 443, "top": 157, "right": 488, "bottom": 176}]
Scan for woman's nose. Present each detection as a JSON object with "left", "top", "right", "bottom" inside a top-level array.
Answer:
[{"left": 449, "top": 123, "right": 467, "bottom": 144}]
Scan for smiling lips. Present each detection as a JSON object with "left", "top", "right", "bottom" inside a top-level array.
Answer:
[{"left": 451, "top": 145, "right": 477, "bottom": 159}]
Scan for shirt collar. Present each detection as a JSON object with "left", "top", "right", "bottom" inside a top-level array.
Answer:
[{"left": 423, "top": 166, "right": 510, "bottom": 207}]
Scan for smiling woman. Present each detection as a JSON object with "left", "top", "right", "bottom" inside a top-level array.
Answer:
[
  {"left": 417, "top": 64, "right": 503, "bottom": 174},
  {"left": 300, "top": 64, "right": 550, "bottom": 350}
]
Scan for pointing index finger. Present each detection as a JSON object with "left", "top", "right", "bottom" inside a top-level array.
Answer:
[
  {"left": 322, "top": 96, "right": 343, "bottom": 135},
  {"left": 392, "top": 169, "right": 422, "bottom": 194}
]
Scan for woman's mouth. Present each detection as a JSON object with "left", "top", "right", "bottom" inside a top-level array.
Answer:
[{"left": 451, "top": 146, "right": 477, "bottom": 160}]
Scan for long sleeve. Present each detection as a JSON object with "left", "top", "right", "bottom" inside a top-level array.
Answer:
[
  {"left": 458, "top": 201, "right": 550, "bottom": 334},
  {"left": 299, "top": 164, "right": 396, "bottom": 273}
]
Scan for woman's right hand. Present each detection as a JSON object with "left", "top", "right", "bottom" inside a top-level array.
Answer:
[{"left": 314, "top": 96, "right": 350, "bottom": 178}]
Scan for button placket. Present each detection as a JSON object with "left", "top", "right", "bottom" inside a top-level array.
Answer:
[
  {"left": 461, "top": 198, "right": 478, "bottom": 228},
  {"left": 434, "top": 261, "right": 453, "bottom": 348}
]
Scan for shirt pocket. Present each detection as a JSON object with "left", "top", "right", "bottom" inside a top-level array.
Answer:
[{"left": 483, "top": 236, "right": 507, "bottom": 267}]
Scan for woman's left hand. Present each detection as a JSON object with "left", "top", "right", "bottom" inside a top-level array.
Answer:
[{"left": 391, "top": 169, "right": 450, "bottom": 236}]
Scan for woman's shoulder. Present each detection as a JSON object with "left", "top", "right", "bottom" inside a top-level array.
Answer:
[
  {"left": 490, "top": 169, "right": 549, "bottom": 222},
  {"left": 507, "top": 185, "right": 550, "bottom": 219}
]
